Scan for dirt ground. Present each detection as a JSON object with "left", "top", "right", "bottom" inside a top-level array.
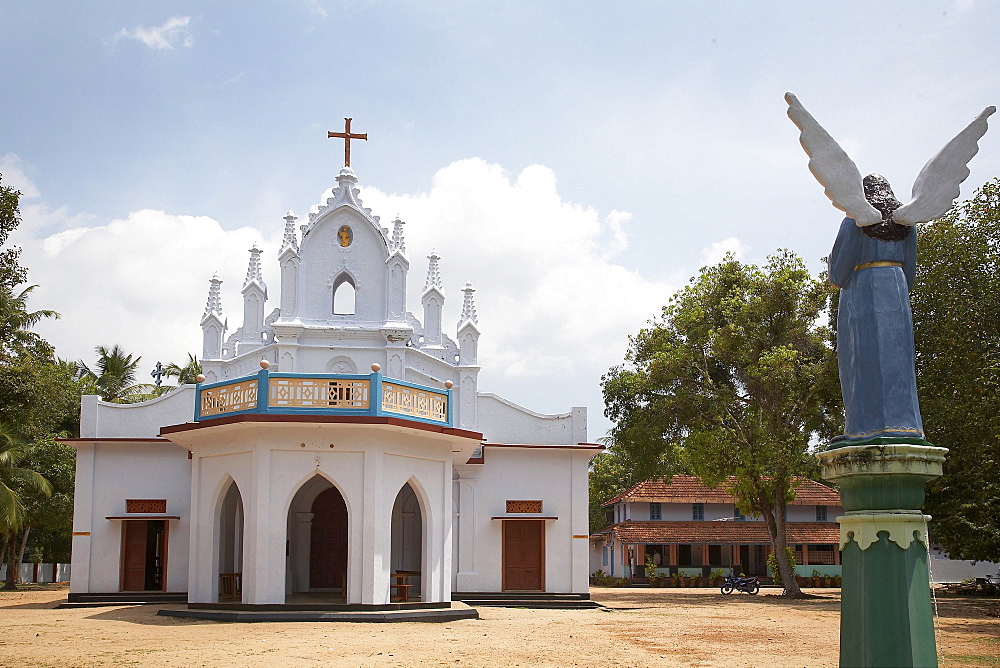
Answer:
[{"left": 0, "top": 585, "right": 996, "bottom": 667}]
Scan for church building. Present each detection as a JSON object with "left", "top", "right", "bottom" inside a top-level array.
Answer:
[{"left": 65, "top": 153, "right": 599, "bottom": 608}]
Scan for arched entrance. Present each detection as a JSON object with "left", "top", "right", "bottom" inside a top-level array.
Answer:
[
  {"left": 310, "top": 487, "right": 349, "bottom": 589},
  {"left": 286, "top": 476, "right": 350, "bottom": 600},
  {"left": 390, "top": 482, "right": 423, "bottom": 601},
  {"left": 217, "top": 480, "right": 244, "bottom": 601}
]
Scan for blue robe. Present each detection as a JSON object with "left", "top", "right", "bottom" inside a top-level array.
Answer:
[{"left": 829, "top": 217, "right": 924, "bottom": 441}]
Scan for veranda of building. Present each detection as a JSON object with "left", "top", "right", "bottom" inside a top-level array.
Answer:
[{"left": 590, "top": 476, "right": 843, "bottom": 579}]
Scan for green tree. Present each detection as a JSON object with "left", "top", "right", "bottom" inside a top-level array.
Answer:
[
  {"left": 19, "top": 436, "right": 76, "bottom": 565},
  {"left": 0, "top": 175, "right": 27, "bottom": 290},
  {"left": 163, "top": 353, "right": 202, "bottom": 388},
  {"left": 77, "top": 344, "right": 155, "bottom": 404},
  {"left": 0, "top": 424, "right": 52, "bottom": 590},
  {"left": 912, "top": 178, "right": 1000, "bottom": 562},
  {"left": 602, "top": 251, "right": 840, "bottom": 597},
  {"left": 0, "top": 176, "right": 80, "bottom": 586}
]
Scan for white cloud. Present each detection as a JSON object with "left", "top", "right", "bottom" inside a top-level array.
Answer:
[
  {"left": 359, "top": 159, "right": 677, "bottom": 385},
  {"left": 15, "top": 157, "right": 677, "bottom": 437},
  {"left": 113, "top": 16, "right": 193, "bottom": 50},
  {"left": 700, "top": 236, "right": 748, "bottom": 267},
  {"left": 22, "top": 206, "right": 280, "bottom": 371}
]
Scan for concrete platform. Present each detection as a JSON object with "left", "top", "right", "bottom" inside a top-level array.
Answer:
[{"left": 157, "top": 601, "right": 479, "bottom": 623}]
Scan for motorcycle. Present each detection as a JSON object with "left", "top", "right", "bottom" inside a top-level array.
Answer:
[{"left": 721, "top": 574, "right": 760, "bottom": 595}]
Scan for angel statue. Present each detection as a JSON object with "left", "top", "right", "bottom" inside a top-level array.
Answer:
[{"left": 786, "top": 92, "right": 994, "bottom": 443}]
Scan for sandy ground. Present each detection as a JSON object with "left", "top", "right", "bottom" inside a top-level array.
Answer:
[{"left": 0, "top": 585, "right": 996, "bottom": 667}]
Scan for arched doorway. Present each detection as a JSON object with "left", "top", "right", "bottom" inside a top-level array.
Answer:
[
  {"left": 390, "top": 482, "right": 423, "bottom": 601},
  {"left": 310, "top": 487, "right": 349, "bottom": 589},
  {"left": 217, "top": 480, "right": 244, "bottom": 601}
]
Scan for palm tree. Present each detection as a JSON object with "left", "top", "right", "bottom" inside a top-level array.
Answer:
[
  {"left": 0, "top": 423, "right": 51, "bottom": 590},
  {"left": 164, "top": 353, "right": 202, "bottom": 386},
  {"left": 76, "top": 345, "right": 155, "bottom": 404},
  {"left": 0, "top": 284, "right": 59, "bottom": 356}
]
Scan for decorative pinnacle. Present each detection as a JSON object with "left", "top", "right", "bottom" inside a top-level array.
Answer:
[
  {"left": 243, "top": 244, "right": 266, "bottom": 290},
  {"left": 281, "top": 210, "right": 299, "bottom": 254},
  {"left": 390, "top": 217, "right": 406, "bottom": 254},
  {"left": 203, "top": 274, "right": 224, "bottom": 318},
  {"left": 424, "top": 249, "right": 443, "bottom": 292},
  {"left": 459, "top": 282, "right": 479, "bottom": 325}
]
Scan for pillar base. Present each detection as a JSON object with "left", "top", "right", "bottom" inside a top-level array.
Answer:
[{"left": 817, "top": 443, "right": 947, "bottom": 668}]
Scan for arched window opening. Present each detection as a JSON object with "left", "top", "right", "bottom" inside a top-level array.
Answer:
[
  {"left": 333, "top": 275, "right": 356, "bottom": 315},
  {"left": 218, "top": 481, "right": 244, "bottom": 602},
  {"left": 390, "top": 482, "right": 423, "bottom": 602}
]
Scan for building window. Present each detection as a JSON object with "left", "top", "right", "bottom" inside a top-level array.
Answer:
[
  {"left": 734, "top": 506, "right": 744, "bottom": 521},
  {"left": 816, "top": 505, "right": 828, "bottom": 521},
  {"left": 332, "top": 274, "right": 356, "bottom": 315},
  {"left": 602, "top": 546, "right": 608, "bottom": 566},
  {"left": 692, "top": 503, "right": 704, "bottom": 521},
  {"left": 650, "top": 503, "right": 662, "bottom": 520}
]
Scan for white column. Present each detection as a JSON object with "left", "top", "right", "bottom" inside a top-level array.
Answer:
[
  {"left": 570, "top": 452, "right": 590, "bottom": 593},
  {"left": 187, "top": 454, "right": 210, "bottom": 603},
  {"left": 454, "top": 465, "right": 481, "bottom": 592},
  {"left": 69, "top": 443, "right": 95, "bottom": 594},
  {"left": 360, "top": 448, "right": 387, "bottom": 604},
  {"left": 293, "top": 512, "right": 313, "bottom": 593},
  {"left": 244, "top": 446, "right": 284, "bottom": 604}
]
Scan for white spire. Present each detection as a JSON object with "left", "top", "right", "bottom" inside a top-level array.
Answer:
[
  {"left": 202, "top": 274, "right": 224, "bottom": 319},
  {"left": 459, "top": 282, "right": 478, "bottom": 326},
  {"left": 424, "top": 249, "right": 443, "bottom": 293},
  {"left": 281, "top": 210, "right": 299, "bottom": 254},
  {"left": 243, "top": 244, "right": 265, "bottom": 290},
  {"left": 389, "top": 216, "right": 406, "bottom": 254}
]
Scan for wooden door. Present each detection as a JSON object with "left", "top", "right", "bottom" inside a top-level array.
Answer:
[
  {"left": 310, "top": 488, "right": 349, "bottom": 589},
  {"left": 121, "top": 521, "right": 147, "bottom": 591},
  {"left": 502, "top": 520, "right": 544, "bottom": 591}
]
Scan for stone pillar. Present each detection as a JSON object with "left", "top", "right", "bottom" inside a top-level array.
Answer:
[{"left": 817, "top": 443, "right": 948, "bottom": 668}]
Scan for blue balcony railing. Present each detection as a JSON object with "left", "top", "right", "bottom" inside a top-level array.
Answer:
[{"left": 195, "top": 367, "right": 453, "bottom": 427}]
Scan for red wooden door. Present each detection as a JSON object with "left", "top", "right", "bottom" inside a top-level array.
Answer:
[
  {"left": 503, "top": 520, "right": 544, "bottom": 591},
  {"left": 310, "top": 488, "right": 349, "bottom": 588},
  {"left": 121, "top": 521, "right": 147, "bottom": 591}
]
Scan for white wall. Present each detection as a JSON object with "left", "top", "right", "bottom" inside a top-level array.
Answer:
[
  {"left": 456, "top": 447, "right": 593, "bottom": 594},
  {"left": 70, "top": 441, "right": 191, "bottom": 594},
  {"left": 181, "top": 422, "right": 456, "bottom": 605},
  {"left": 477, "top": 394, "right": 587, "bottom": 444},
  {"left": 80, "top": 387, "right": 196, "bottom": 438}
]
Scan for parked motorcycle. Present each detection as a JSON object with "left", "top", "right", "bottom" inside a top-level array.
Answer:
[{"left": 721, "top": 574, "right": 760, "bottom": 595}]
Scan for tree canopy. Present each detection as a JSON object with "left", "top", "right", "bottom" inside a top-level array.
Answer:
[
  {"left": 912, "top": 178, "right": 1000, "bottom": 563},
  {"left": 601, "top": 250, "right": 840, "bottom": 596},
  {"left": 77, "top": 344, "right": 155, "bottom": 404},
  {"left": 0, "top": 175, "right": 79, "bottom": 587}
]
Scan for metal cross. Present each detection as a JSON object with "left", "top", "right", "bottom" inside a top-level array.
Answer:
[
  {"left": 151, "top": 361, "right": 164, "bottom": 387},
  {"left": 327, "top": 118, "right": 367, "bottom": 167}
]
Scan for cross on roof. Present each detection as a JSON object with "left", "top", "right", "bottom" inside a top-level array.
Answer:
[{"left": 327, "top": 118, "right": 368, "bottom": 168}]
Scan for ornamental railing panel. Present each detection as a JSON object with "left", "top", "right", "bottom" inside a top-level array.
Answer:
[
  {"left": 199, "top": 379, "right": 258, "bottom": 417},
  {"left": 381, "top": 382, "right": 448, "bottom": 422},
  {"left": 269, "top": 377, "right": 371, "bottom": 409}
]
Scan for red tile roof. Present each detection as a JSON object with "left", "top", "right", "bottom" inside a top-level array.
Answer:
[
  {"left": 601, "top": 520, "right": 840, "bottom": 545},
  {"left": 603, "top": 475, "right": 840, "bottom": 507}
]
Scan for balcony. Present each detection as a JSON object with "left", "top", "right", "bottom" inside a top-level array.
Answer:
[{"left": 195, "top": 365, "right": 452, "bottom": 427}]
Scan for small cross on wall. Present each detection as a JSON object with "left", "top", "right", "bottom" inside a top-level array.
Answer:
[{"left": 328, "top": 118, "right": 367, "bottom": 167}]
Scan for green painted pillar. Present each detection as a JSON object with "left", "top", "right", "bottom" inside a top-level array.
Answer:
[{"left": 817, "top": 443, "right": 948, "bottom": 668}]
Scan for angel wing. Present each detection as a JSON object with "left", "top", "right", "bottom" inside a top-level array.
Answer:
[
  {"left": 785, "top": 92, "right": 882, "bottom": 226},
  {"left": 893, "top": 106, "right": 996, "bottom": 225}
]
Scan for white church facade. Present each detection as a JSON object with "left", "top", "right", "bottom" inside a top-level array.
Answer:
[{"left": 65, "top": 166, "right": 599, "bottom": 609}]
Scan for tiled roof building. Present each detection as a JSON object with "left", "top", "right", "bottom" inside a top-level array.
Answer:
[{"left": 590, "top": 475, "right": 844, "bottom": 580}]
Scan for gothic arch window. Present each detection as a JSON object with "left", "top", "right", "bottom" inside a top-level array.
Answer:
[{"left": 332, "top": 274, "right": 356, "bottom": 315}]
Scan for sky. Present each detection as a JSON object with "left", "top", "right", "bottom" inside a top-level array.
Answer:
[{"left": 2, "top": 1, "right": 998, "bottom": 439}]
